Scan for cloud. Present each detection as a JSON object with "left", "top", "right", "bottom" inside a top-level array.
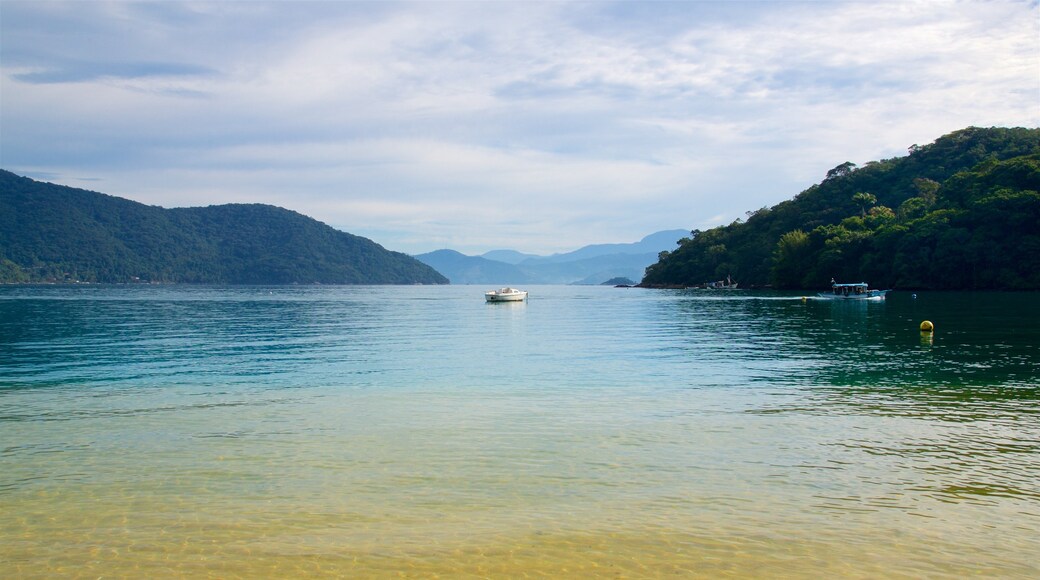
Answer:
[
  {"left": 2, "top": 0, "right": 1037, "bottom": 255},
  {"left": 11, "top": 59, "right": 217, "bottom": 84}
]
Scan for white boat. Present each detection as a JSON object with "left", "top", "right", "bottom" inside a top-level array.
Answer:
[
  {"left": 485, "top": 287, "right": 528, "bottom": 302},
  {"left": 818, "top": 281, "right": 890, "bottom": 301}
]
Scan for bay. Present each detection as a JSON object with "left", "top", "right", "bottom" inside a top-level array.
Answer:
[{"left": 1, "top": 285, "right": 1038, "bottom": 578}]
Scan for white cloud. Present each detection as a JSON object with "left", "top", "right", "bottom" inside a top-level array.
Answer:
[{"left": 2, "top": 0, "right": 1037, "bottom": 255}]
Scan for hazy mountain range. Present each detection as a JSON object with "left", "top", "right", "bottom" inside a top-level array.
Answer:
[{"left": 414, "top": 230, "right": 688, "bottom": 285}]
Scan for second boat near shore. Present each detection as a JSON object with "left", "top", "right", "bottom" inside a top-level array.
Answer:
[{"left": 818, "top": 281, "right": 890, "bottom": 300}]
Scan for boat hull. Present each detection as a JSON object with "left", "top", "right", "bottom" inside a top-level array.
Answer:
[
  {"left": 816, "top": 290, "right": 890, "bottom": 301},
  {"left": 485, "top": 293, "right": 527, "bottom": 302}
]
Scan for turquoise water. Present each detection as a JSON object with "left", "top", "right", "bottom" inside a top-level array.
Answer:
[{"left": 2, "top": 285, "right": 1038, "bottom": 577}]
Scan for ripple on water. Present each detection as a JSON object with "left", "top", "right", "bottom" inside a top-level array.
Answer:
[{"left": 2, "top": 286, "right": 1039, "bottom": 577}]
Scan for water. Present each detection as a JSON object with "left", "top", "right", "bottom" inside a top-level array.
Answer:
[{"left": 1, "top": 285, "right": 1038, "bottom": 578}]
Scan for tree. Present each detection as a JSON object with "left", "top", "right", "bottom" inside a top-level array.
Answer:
[
  {"left": 771, "top": 229, "right": 812, "bottom": 288},
  {"left": 913, "top": 178, "right": 939, "bottom": 206},
  {"left": 852, "top": 192, "right": 877, "bottom": 216},
  {"left": 825, "top": 161, "right": 857, "bottom": 180}
]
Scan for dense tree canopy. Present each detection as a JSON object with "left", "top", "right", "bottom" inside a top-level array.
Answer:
[
  {"left": 642, "top": 127, "right": 1040, "bottom": 290},
  {"left": 0, "top": 171, "right": 448, "bottom": 285}
]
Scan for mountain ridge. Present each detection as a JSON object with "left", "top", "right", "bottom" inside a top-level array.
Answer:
[{"left": 0, "top": 170, "right": 448, "bottom": 285}]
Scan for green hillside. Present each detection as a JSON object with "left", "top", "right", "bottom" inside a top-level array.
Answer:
[
  {"left": 0, "top": 170, "right": 448, "bottom": 285},
  {"left": 642, "top": 127, "right": 1040, "bottom": 290}
]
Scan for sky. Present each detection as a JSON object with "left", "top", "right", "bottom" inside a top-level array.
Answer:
[{"left": 2, "top": 1, "right": 1038, "bottom": 256}]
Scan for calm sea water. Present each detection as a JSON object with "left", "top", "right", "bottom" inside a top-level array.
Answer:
[{"left": 2, "top": 285, "right": 1038, "bottom": 578}]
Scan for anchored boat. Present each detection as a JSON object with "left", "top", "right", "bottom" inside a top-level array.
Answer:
[
  {"left": 485, "top": 287, "right": 528, "bottom": 302},
  {"left": 705, "top": 275, "right": 738, "bottom": 289}
]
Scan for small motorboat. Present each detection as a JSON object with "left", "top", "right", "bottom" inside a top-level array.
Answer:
[
  {"left": 485, "top": 287, "right": 528, "bottom": 302},
  {"left": 818, "top": 281, "right": 890, "bottom": 301}
]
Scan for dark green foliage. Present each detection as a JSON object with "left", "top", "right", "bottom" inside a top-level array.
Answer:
[
  {"left": 0, "top": 171, "right": 449, "bottom": 285},
  {"left": 601, "top": 277, "right": 636, "bottom": 286},
  {"left": 642, "top": 127, "right": 1040, "bottom": 290},
  {"left": 771, "top": 229, "right": 811, "bottom": 288}
]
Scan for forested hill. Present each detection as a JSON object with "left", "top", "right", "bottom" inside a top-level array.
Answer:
[
  {"left": 0, "top": 170, "right": 449, "bottom": 285},
  {"left": 642, "top": 127, "right": 1040, "bottom": 290}
]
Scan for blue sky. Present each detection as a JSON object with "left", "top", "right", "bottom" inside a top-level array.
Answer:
[{"left": 2, "top": 1, "right": 1037, "bottom": 255}]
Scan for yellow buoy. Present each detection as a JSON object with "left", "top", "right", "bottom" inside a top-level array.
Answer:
[{"left": 919, "top": 320, "right": 934, "bottom": 333}]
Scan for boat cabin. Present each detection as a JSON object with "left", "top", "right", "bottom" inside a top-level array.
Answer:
[{"left": 831, "top": 282, "right": 869, "bottom": 297}]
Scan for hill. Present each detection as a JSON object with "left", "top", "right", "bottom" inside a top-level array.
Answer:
[
  {"left": 0, "top": 170, "right": 449, "bottom": 285},
  {"left": 642, "top": 127, "right": 1040, "bottom": 290},
  {"left": 416, "top": 230, "right": 688, "bottom": 284}
]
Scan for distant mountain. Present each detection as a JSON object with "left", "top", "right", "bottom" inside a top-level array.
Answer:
[
  {"left": 520, "top": 229, "right": 690, "bottom": 264},
  {"left": 416, "top": 230, "right": 688, "bottom": 285},
  {"left": 480, "top": 249, "right": 540, "bottom": 264},
  {"left": 0, "top": 170, "right": 448, "bottom": 285},
  {"left": 412, "top": 250, "right": 535, "bottom": 285}
]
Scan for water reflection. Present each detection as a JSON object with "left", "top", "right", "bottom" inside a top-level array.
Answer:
[{"left": 655, "top": 289, "right": 1040, "bottom": 517}]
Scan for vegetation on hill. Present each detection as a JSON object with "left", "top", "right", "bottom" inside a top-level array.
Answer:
[
  {"left": 0, "top": 170, "right": 448, "bottom": 285},
  {"left": 601, "top": 277, "right": 636, "bottom": 286},
  {"left": 642, "top": 127, "right": 1040, "bottom": 290}
]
